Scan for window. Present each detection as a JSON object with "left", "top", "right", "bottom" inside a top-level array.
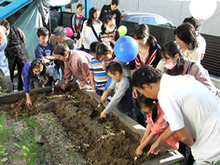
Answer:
[
  {"left": 142, "top": 17, "right": 156, "bottom": 25},
  {"left": 127, "top": 16, "right": 140, "bottom": 23}
]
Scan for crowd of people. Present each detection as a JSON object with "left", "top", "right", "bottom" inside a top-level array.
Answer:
[{"left": 0, "top": 0, "right": 220, "bottom": 164}]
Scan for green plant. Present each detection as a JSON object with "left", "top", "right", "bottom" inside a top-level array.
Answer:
[
  {"left": 0, "top": 112, "right": 14, "bottom": 162},
  {"left": 143, "top": 151, "right": 149, "bottom": 159},
  {"left": 204, "top": 161, "right": 220, "bottom": 165},
  {"left": 14, "top": 116, "right": 47, "bottom": 165},
  {"left": 104, "top": 123, "right": 110, "bottom": 129},
  {"left": 171, "top": 163, "right": 180, "bottom": 165}
]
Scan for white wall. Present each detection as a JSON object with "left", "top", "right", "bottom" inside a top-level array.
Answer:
[{"left": 72, "top": 0, "right": 220, "bottom": 36}]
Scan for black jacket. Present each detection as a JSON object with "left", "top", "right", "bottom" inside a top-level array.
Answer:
[{"left": 99, "top": 4, "right": 121, "bottom": 28}]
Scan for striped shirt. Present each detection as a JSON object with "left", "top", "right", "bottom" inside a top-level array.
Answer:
[
  {"left": 72, "top": 13, "right": 85, "bottom": 33},
  {"left": 89, "top": 57, "right": 110, "bottom": 90}
]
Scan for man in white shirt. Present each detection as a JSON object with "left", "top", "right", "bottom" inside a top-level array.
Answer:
[{"left": 131, "top": 65, "right": 220, "bottom": 164}]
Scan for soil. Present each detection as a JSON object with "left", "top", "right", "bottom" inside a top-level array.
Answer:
[{"left": 0, "top": 86, "right": 167, "bottom": 165}]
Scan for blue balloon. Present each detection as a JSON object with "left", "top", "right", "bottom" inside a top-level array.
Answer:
[{"left": 114, "top": 36, "right": 138, "bottom": 62}]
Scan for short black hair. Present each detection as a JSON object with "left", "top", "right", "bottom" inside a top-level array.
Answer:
[
  {"left": 131, "top": 65, "right": 162, "bottom": 89},
  {"left": 90, "top": 41, "right": 99, "bottom": 54},
  {"left": 37, "top": 27, "right": 49, "bottom": 37},
  {"left": 106, "top": 62, "right": 122, "bottom": 75},
  {"left": 111, "top": 0, "right": 119, "bottom": 6}
]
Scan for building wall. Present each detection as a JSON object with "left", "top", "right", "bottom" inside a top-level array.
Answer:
[{"left": 71, "top": 0, "right": 220, "bottom": 36}]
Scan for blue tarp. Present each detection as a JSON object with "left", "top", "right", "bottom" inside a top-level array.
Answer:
[{"left": 14, "top": 1, "right": 44, "bottom": 61}]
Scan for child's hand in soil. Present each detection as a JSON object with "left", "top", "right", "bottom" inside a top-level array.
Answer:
[
  {"left": 60, "top": 84, "right": 66, "bottom": 90},
  {"left": 148, "top": 140, "right": 161, "bottom": 155},
  {"left": 135, "top": 146, "right": 143, "bottom": 157},
  {"left": 26, "top": 98, "right": 32, "bottom": 107},
  {"left": 100, "top": 112, "right": 107, "bottom": 119}
]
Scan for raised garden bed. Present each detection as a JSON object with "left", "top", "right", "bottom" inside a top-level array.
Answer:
[{"left": 0, "top": 85, "right": 183, "bottom": 165}]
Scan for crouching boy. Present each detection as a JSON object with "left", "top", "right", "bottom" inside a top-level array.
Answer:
[{"left": 100, "top": 62, "right": 136, "bottom": 120}]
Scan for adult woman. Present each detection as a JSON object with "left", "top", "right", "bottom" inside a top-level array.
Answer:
[
  {"left": 174, "top": 23, "right": 201, "bottom": 63},
  {"left": 130, "top": 24, "right": 161, "bottom": 98},
  {"left": 183, "top": 16, "right": 206, "bottom": 60},
  {"left": 161, "top": 41, "right": 219, "bottom": 99},
  {"left": 81, "top": 7, "right": 102, "bottom": 53}
]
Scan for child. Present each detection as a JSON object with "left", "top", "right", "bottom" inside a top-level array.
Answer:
[
  {"left": 100, "top": 62, "right": 136, "bottom": 120},
  {"left": 135, "top": 95, "right": 179, "bottom": 157},
  {"left": 99, "top": 15, "right": 120, "bottom": 47},
  {"left": 21, "top": 59, "right": 48, "bottom": 107},
  {"left": 72, "top": 3, "right": 85, "bottom": 40},
  {"left": 89, "top": 42, "right": 110, "bottom": 96},
  {"left": 53, "top": 42, "right": 91, "bottom": 90},
  {"left": 96, "top": 42, "right": 114, "bottom": 61},
  {"left": 35, "top": 27, "right": 59, "bottom": 84}
]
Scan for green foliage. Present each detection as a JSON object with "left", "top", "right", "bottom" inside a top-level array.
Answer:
[
  {"left": 14, "top": 115, "right": 47, "bottom": 165},
  {"left": 172, "top": 163, "right": 180, "bottom": 165},
  {"left": 104, "top": 123, "right": 110, "bottom": 129},
  {"left": 204, "top": 161, "right": 220, "bottom": 165},
  {"left": 143, "top": 151, "right": 149, "bottom": 159},
  {"left": 0, "top": 112, "right": 14, "bottom": 163}
]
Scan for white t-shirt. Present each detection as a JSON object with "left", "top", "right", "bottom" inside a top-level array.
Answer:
[
  {"left": 158, "top": 74, "right": 220, "bottom": 164},
  {"left": 81, "top": 20, "right": 102, "bottom": 49},
  {"left": 197, "top": 33, "right": 206, "bottom": 55}
]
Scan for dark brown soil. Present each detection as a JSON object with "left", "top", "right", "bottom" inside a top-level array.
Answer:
[{"left": 0, "top": 87, "right": 167, "bottom": 165}]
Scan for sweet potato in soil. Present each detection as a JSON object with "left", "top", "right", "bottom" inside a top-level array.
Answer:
[{"left": 0, "top": 88, "right": 166, "bottom": 165}]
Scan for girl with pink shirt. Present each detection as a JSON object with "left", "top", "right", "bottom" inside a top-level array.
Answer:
[{"left": 135, "top": 95, "right": 179, "bottom": 157}]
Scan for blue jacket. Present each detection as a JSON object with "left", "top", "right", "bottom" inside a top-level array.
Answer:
[{"left": 21, "top": 62, "right": 31, "bottom": 93}]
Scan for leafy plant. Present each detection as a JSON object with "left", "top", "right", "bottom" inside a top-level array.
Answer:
[
  {"left": 0, "top": 112, "right": 14, "bottom": 162},
  {"left": 14, "top": 115, "right": 47, "bottom": 165},
  {"left": 172, "top": 163, "right": 180, "bottom": 165},
  {"left": 143, "top": 151, "right": 149, "bottom": 159},
  {"left": 204, "top": 161, "right": 220, "bottom": 165},
  {"left": 104, "top": 123, "right": 110, "bottom": 129}
]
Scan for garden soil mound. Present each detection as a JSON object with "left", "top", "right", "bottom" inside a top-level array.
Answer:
[{"left": 0, "top": 88, "right": 166, "bottom": 165}]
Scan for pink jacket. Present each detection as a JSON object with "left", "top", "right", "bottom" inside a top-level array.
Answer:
[
  {"left": 64, "top": 50, "right": 92, "bottom": 85},
  {"left": 146, "top": 103, "right": 179, "bottom": 150}
]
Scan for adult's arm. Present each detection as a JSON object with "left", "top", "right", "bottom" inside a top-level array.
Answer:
[{"left": 175, "top": 128, "right": 194, "bottom": 147}]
